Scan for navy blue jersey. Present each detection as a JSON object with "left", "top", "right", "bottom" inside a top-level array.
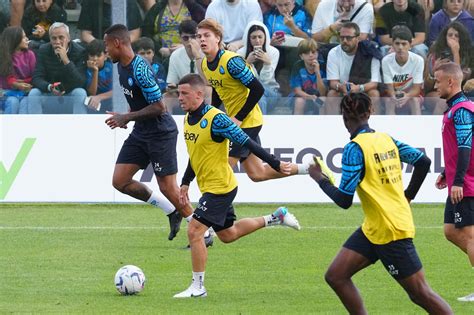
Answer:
[{"left": 118, "top": 55, "right": 177, "bottom": 137}]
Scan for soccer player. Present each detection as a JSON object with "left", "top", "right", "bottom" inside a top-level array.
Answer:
[
  {"left": 196, "top": 18, "right": 310, "bottom": 181},
  {"left": 309, "top": 93, "right": 452, "bottom": 314},
  {"left": 103, "top": 24, "right": 207, "bottom": 244},
  {"left": 173, "top": 74, "right": 301, "bottom": 298},
  {"left": 434, "top": 62, "right": 474, "bottom": 302}
]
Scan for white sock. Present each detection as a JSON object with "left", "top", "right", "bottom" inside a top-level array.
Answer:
[
  {"left": 146, "top": 191, "right": 175, "bottom": 215},
  {"left": 204, "top": 229, "right": 210, "bottom": 237},
  {"left": 192, "top": 271, "right": 205, "bottom": 289},
  {"left": 297, "top": 162, "right": 310, "bottom": 174},
  {"left": 185, "top": 215, "right": 193, "bottom": 222},
  {"left": 263, "top": 214, "right": 273, "bottom": 227}
]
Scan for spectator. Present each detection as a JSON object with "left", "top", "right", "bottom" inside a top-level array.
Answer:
[
  {"left": 28, "top": 22, "right": 87, "bottom": 114},
  {"left": 382, "top": 25, "right": 424, "bottom": 115},
  {"left": 424, "top": 21, "right": 473, "bottom": 113},
  {"left": 238, "top": 21, "right": 281, "bottom": 114},
  {"left": 0, "top": 8, "right": 7, "bottom": 34},
  {"left": 142, "top": 0, "right": 205, "bottom": 66},
  {"left": 8, "top": 0, "right": 27, "bottom": 27},
  {"left": 311, "top": 0, "right": 374, "bottom": 43},
  {"left": 137, "top": 0, "right": 156, "bottom": 13},
  {"left": 132, "top": 37, "right": 167, "bottom": 92},
  {"left": 378, "top": 0, "right": 428, "bottom": 58},
  {"left": 289, "top": 38, "right": 327, "bottom": 114},
  {"left": 0, "top": 26, "right": 35, "bottom": 114},
  {"left": 84, "top": 39, "right": 113, "bottom": 113},
  {"left": 22, "top": 0, "right": 67, "bottom": 52},
  {"left": 325, "top": 22, "right": 382, "bottom": 114},
  {"left": 205, "top": 0, "right": 263, "bottom": 51},
  {"left": 264, "top": 0, "right": 311, "bottom": 47},
  {"left": 259, "top": 0, "right": 275, "bottom": 14},
  {"left": 78, "top": 0, "right": 142, "bottom": 44},
  {"left": 428, "top": 0, "right": 474, "bottom": 46}
]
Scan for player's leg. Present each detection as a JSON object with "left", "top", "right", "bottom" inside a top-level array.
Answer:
[
  {"left": 112, "top": 163, "right": 149, "bottom": 200},
  {"left": 325, "top": 228, "right": 375, "bottom": 314},
  {"left": 156, "top": 173, "right": 193, "bottom": 218}
]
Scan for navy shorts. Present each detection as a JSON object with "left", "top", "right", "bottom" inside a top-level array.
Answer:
[
  {"left": 116, "top": 131, "right": 178, "bottom": 177},
  {"left": 444, "top": 196, "right": 474, "bottom": 228},
  {"left": 193, "top": 187, "right": 238, "bottom": 232},
  {"left": 229, "top": 126, "right": 262, "bottom": 162},
  {"left": 343, "top": 227, "right": 422, "bottom": 280}
]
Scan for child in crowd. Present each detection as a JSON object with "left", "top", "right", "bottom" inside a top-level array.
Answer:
[
  {"left": 0, "top": 26, "right": 36, "bottom": 114},
  {"left": 289, "top": 38, "right": 327, "bottom": 115},
  {"left": 132, "top": 37, "right": 167, "bottom": 93},
  {"left": 21, "top": 0, "right": 67, "bottom": 52},
  {"left": 85, "top": 39, "right": 113, "bottom": 113}
]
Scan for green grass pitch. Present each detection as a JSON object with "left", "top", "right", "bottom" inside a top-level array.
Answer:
[{"left": 0, "top": 203, "right": 472, "bottom": 314}]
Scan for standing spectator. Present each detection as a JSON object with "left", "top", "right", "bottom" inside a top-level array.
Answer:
[
  {"left": 325, "top": 22, "right": 382, "bottom": 114},
  {"left": 205, "top": 0, "right": 263, "bottom": 52},
  {"left": 428, "top": 0, "right": 474, "bottom": 46},
  {"left": 84, "top": 39, "right": 113, "bottom": 113},
  {"left": 378, "top": 0, "right": 429, "bottom": 58},
  {"left": 142, "top": 0, "right": 205, "bottom": 66},
  {"left": 289, "top": 38, "right": 327, "bottom": 114},
  {"left": 78, "top": 0, "right": 143, "bottom": 44},
  {"left": 311, "top": 0, "right": 374, "bottom": 43},
  {"left": 382, "top": 25, "right": 424, "bottom": 115},
  {"left": 28, "top": 22, "right": 87, "bottom": 114},
  {"left": 237, "top": 21, "right": 281, "bottom": 114},
  {"left": 0, "top": 26, "right": 35, "bottom": 114},
  {"left": 424, "top": 22, "right": 473, "bottom": 114},
  {"left": 264, "top": 0, "right": 312, "bottom": 46},
  {"left": 132, "top": 37, "right": 167, "bottom": 93},
  {"left": 21, "top": 0, "right": 67, "bottom": 52}
]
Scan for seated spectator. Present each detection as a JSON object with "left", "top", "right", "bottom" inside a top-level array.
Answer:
[
  {"left": 311, "top": 0, "right": 374, "bottom": 43},
  {"left": 0, "top": 26, "right": 35, "bottom": 114},
  {"left": 288, "top": 38, "right": 327, "bottom": 115},
  {"left": 424, "top": 21, "right": 473, "bottom": 114},
  {"left": 78, "top": 0, "right": 142, "bottom": 44},
  {"left": 84, "top": 39, "right": 113, "bottom": 113},
  {"left": 28, "top": 22, "right": 87, "bottom": 114},
  {"left": 428, "top": 0, "right": 474, "bottom": 46},
  {"left": 238, "top": 21, "right": 281, "bottom": 114},
  {"left": 378, "top": 0, "right": 428, "bottom": 58},
  {"left": 205, "top": 0, "right": 263, "bottom": 51},
  {"left": 22, "top": 0, "right": 67, "bottom": 52},
  {"left": 142, "top": 0, "right": 205, "bottom": 65},
  {"left": 325, "top": 22, "right": 382, "bottom": 114},
  {"left": 382, "top": 25, "right": 424, "bottom": 115},
  {"left": 132, "top": 37, "right": 167, "bottom": 93},
  {"left": 264, "top": 0, "right": 311, "bottom": 47}
]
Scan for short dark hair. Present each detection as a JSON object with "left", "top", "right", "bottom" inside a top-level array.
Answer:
[
  {"left": 132, "top": 37, "right": 155, "bottom": 53},
  {"left": 179, "top": 20, "right": 197, "bottom": 35},
  {"left": 340, "top": 92, "right": 372, "bottom": 120},
  {"left": 340, "top": 22, "right": 360, "bottom": 37},
  {"left": 178, "top": 73, "right": 207, "bottom": 88},
  {"left": 86, "top": 39, "right": 106, "bottom": 56},
  {"left": 391, "top": 25, "right": 413, "bottom": 43},
  {"left": 104, "top": 24, "right": 130, "bottom": 43}
]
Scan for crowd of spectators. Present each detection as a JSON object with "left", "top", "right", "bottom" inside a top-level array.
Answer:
[{"left": 1, "top": 0, "right": 474, "bottom": 115}]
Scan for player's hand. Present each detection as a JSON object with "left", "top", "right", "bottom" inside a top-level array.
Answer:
[
  {"left": 230, "top": 116, "right": 242, "bottom": 126},
  {"left": 450, "top": 185, "right": 463, "bottom": 204},
  {"left": 179, "top": 185, "right": 190, "bottom": 206},
  {"left": 105, "top": 111, "right": 129, "bottom": 129},
  {"left": 435, "top": 174, "right": 447, "bottom": 190},
  {"left": 278, "top": 161, "right": 292, "bottom": 175},
  {"left": 308, "top": 162, "right": 324, "bottom": 182}
]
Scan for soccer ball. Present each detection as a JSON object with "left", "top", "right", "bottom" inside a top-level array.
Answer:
[{"left": 114, "top": 265, "right": 146, "bottom": 295}]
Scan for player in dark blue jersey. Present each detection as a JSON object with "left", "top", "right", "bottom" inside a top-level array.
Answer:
[{"left": 103, "top": 24, "right": 201, "bottom": 242}]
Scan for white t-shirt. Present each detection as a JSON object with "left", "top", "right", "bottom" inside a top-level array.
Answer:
[
  {"left": 311, "top": 0, "right": 374, "bottom": 35},
  {"left": 166, "top": 46, "right": 195, "bottom": 85},
  {"left": 205, "top": 0, "right": 263, "bottom": 43},
  {"left": 382, "top": 51, "right": 424, "bottom": 92},
  {"left": 326, "top": 45, "right": 381, "bottom": 83}
]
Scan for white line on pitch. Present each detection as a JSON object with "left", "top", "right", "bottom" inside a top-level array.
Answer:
[{"left": 0, "top": 226, "right": 444, "bottom": 230}]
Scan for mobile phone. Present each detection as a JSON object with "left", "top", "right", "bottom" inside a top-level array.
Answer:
[
  {"left": 84, "top": 96, "right": 101, "bottom": 111},
  {"left": 254, "top": 45, "right": 262, "bottom": 52},
  {"left": 52, "top": 82, "right": 65, "bottom": 93},
  {"left": 275, "top": 31, "right": 285, "bottom": 38},
  {"left": 313, "top": 97, "right": 325, "bottom": 108}
]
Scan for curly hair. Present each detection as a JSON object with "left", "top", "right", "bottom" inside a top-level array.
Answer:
[
  {"left": 432, "top": 21, "right": 472, "bottom": 66},
  {"left": 0, "top": 26, "right": 25, "bottom": 77},
  {"left": 340, "top": 92, "right": 373, "bottom": 121}
]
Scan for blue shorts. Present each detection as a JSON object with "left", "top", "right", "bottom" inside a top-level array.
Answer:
[
  {"left": 229, "top": 126, "right": 261, "bottom": 162},
  {"left": 116, "top": 131, "right": 178, "bottom": 177},
  {"left": 193, "top": 187, "right": 238, "bottom": 232},
  {"left": 343, "top": 227, "right": 422, "bottom": 280},
  {"left": 444, "top": 196, "right": 474, "bottom": 228}
]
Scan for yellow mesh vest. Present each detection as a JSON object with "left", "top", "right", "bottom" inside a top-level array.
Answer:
[
  {"left": 352, "top": 132, "right": 415, "bottom": 244},
  {"left": 201, "top": 51, "right": 263, "bottom": 128},
  {"left": 184, "top": 107, "right": 238, "bottom": 194}
]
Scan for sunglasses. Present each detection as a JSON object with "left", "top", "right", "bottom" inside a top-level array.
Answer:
[
  {"left": 181, "top": 34, "right": 196, "bottom": 41},
  {"left": 339, "top": 35, "right": 357, "bottom": 41}
]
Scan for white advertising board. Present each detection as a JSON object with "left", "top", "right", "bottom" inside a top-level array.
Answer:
[{"left": 1, "top": 115, "right": 444, "bottom": 203}]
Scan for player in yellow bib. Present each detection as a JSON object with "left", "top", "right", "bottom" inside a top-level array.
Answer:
[
  {"left": 309, "top": 93, "right": 452, "bottom": 314},
  {"left": 173, "top": 74, "right": 301, "bottom": 298},
  {"left": 196, "top": 18, "right": 311, "bottom": 182}
]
